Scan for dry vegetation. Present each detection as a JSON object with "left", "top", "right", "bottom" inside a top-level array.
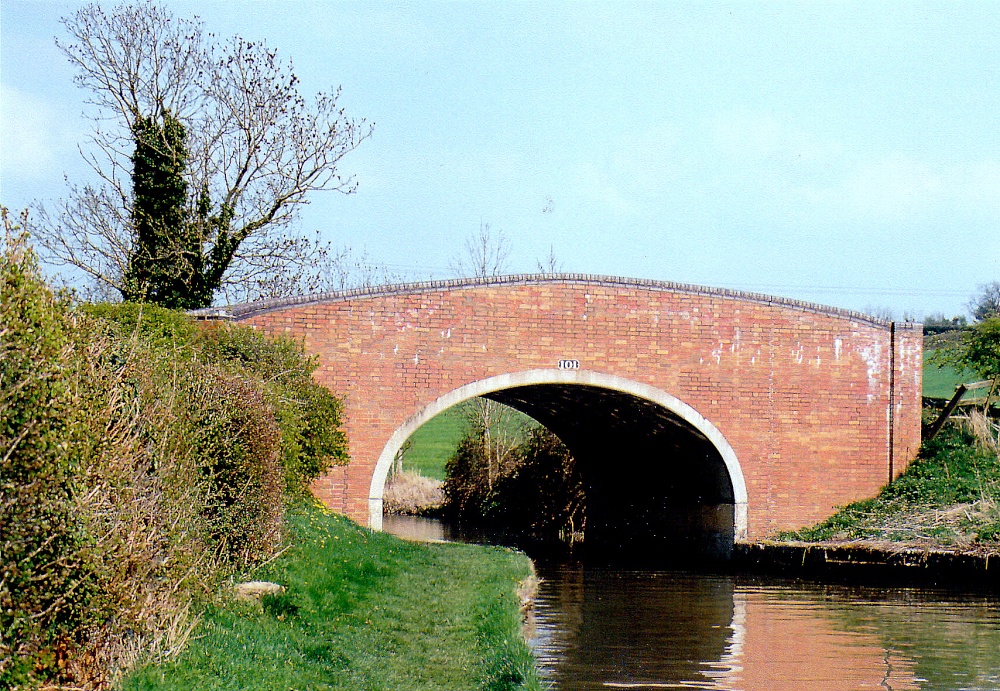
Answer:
[{"left": 383, "top": 471, "right": 445, "bottom": 516}]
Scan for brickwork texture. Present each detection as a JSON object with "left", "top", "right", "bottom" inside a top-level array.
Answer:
[{"left": 216, "top": 275, "right": 923, "bottom": 539}]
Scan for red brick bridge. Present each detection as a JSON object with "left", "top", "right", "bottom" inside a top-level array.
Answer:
[{"left": 202, "top": 274, "right": 923, "bottom": 545}]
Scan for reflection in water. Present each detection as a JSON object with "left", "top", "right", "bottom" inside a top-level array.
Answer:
[
  {"left": 530, "top": 566, "right": 735, "bottom": 690},
  {"left": 722, "top": 592, "right": 919, "bottom": 691},
  {"left": 383, "top": 516, "right": 1000, "bottom": 690},
  {"left": 382, "top": 514, "right": 449, "bottom": 543},
  {"left": 531, "top": 565, "right": 1000, "bottom": 691}
]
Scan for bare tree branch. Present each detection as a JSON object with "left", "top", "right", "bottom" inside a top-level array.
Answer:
[
  {"left": 33, "top": 1, "right": 372, "bottom": 304},
  {"left": 971, "top": 281, "right": 1000, "bottom": 322},
  {"left": 449, "top": 221, "right": 511, "bottom": 279},
  {"left": 536, "top": 244, "right": 563, "bottom": 273}
]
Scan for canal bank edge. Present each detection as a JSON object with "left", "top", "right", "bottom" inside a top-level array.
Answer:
[
  {"left": 734, "top": 541, "right": 999, "bottom": 590},
  {"left": 518, "top": 569, "right": 540, "bottom": 641}
]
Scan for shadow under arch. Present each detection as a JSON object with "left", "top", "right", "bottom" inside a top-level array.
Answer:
[{"left": 369, "top": 369, "right": 749, "bottom": 544}]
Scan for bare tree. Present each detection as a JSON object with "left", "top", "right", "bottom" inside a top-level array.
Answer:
[
  {"left": 448, "top": 221, "right": 511, "bottom": 279},
  {"left": 217, "top": 240, "right": 402, "bottom": 304},
  {"left": 863, "top": 305, "right": 896, "bottom": 322},
  {"left": 464, "top": 397, "right": 529, "bottom": 491},
  {"left": 29, "top": 2, "right": 372, "bottom": 305},
  {"left": 447, "top": 220, "right": 525, "bottom": 484},
  {"left": 863, "top": 305, "right": 917, "bottom": 323},
  {"left": 536, "top": 244, "right": 563, "bottom": 273}
]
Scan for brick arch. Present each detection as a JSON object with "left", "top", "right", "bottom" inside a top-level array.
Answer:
[
  {"left": 199, "top": 273, "right": 923, "bottom": 539},
  {"left": 367, "top": 369, "right": 750, "bottom": 538}
]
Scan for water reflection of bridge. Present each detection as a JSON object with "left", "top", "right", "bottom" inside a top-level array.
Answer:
[
  {"left": 710, "top": 594, "right": 919, "bottom": 691},
  {"left": 532, "top": 566, "right": 924, "bottom": 691},
  {"left": 381, "top": 516, "right": 1000, "bottom": 690}
]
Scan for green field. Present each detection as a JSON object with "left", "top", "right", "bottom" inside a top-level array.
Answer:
[
  {"left": 401, "top": 405, "right": 470, "bottom": 480},
  {"left": 923, "top": 352, "right": 982, "bottom": 400},
  {"left": 124, "top": 503, "right": 539, "bottom": 691},
  {"left": 401, "top": 401, "right": 537, "bottom": 481}
]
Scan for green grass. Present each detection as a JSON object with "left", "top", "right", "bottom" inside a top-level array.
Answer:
[
  {"left": 779, "top": 426, "right": 1000, "bottom": 547},
  {"left": 923, "top": 356, "right": 981, "bottom": 400},
  {"left": 401, "top": 402, "right": 538, "bottom": 481},
  {"left": 402, "top": 405, "right": 470, "bottom": 480},
  {"left": 123, "top": 503, "right": 539, "bottom": 691}
]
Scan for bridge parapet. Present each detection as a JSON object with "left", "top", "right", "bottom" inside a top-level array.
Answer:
[{"left": 195, "top": 273, "right": 902, "bottom": 328}]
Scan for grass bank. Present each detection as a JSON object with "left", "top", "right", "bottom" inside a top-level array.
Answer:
[
  {"left": 779, "top": 424, "right": 1000, "bottom": 553},
  {"left": 400, "top": 403, "right": 538, "bottom": 481},
  {"left": 123, "top": 502, "right": 540, "bottom": 691},
  {"left": 401, "top": 405, "right": 469, "bottom": 480}
]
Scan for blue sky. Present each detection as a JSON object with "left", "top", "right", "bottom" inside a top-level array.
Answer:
[{"left": 2, "top": 1, "right": 998, "bottom": 317}]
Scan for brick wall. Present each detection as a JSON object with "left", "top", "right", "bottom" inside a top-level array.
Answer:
[{"left": 220, "top": 275, "right": 922, "bottom": 539}]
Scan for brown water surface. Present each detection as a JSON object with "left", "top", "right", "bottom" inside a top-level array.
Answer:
[
  {"left": 383, "top": 515, "right": 1000, "bottom": 690},
  {"left": 531, "top": 564, "right": 1000, "bottom": 691}
]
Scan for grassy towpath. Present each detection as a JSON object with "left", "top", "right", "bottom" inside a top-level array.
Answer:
[{"left": 124, "top": 503, "right": 539, "bottom": 691}]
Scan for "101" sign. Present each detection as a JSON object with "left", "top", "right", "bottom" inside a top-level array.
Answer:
[{"left": 557, "top": 359, "right": 580, "bottom": 370}]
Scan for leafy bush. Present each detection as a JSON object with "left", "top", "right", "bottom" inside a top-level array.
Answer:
[
  {"left": 959, "top": 317, "right": 1000, "bottom": 381},
  {"left": 83, "top": 300, "right": 200, "bottom": 349},
  {"left": 197, "top": 323, "right": 349, "bottom": 493},
  {"left": 1, "top": 226, "right": 350, "bottom": 688},
  {"left": 444, "top": 433, "right": 494, "bottom": 519},
  {"left": 1, "top": 223, "right": 100, "bottom": 686},
  {"left": 488, "top": 427, "right": 585, "bottom": 540},
  {"left": 81, "top": 307, "right": 349, "bottom": 494},
  {"left": 930, "top": 316, "right": 1000, "bottom": 385},
  {"left": 185, "top": 368, "right": 283, "bottom": 565},
  {"left": 444, "top": 424, "right": 585, "bottom": 543},
  {"left": 67, "top": 325, "right": 214, "bottom": 685},
  {"left": 75, "top": 309, "right": 348, "bottom": 573}
]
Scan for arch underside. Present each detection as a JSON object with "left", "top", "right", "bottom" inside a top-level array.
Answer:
[{"left": 370, "top": 370, "right": 749, "bottom": 550}]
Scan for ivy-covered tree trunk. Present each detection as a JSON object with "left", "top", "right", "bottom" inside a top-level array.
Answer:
[{"left": 123, "top": 111, "right": 213, "bottom": 309}]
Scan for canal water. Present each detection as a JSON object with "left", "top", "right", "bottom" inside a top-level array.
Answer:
[{"left": 383, "top": 516, "right": 1000, "bottom": 690}]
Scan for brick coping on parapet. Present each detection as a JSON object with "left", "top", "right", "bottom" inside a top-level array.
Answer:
[{"left": 190, "top": 273, "right": 917, "bottom": 330}]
